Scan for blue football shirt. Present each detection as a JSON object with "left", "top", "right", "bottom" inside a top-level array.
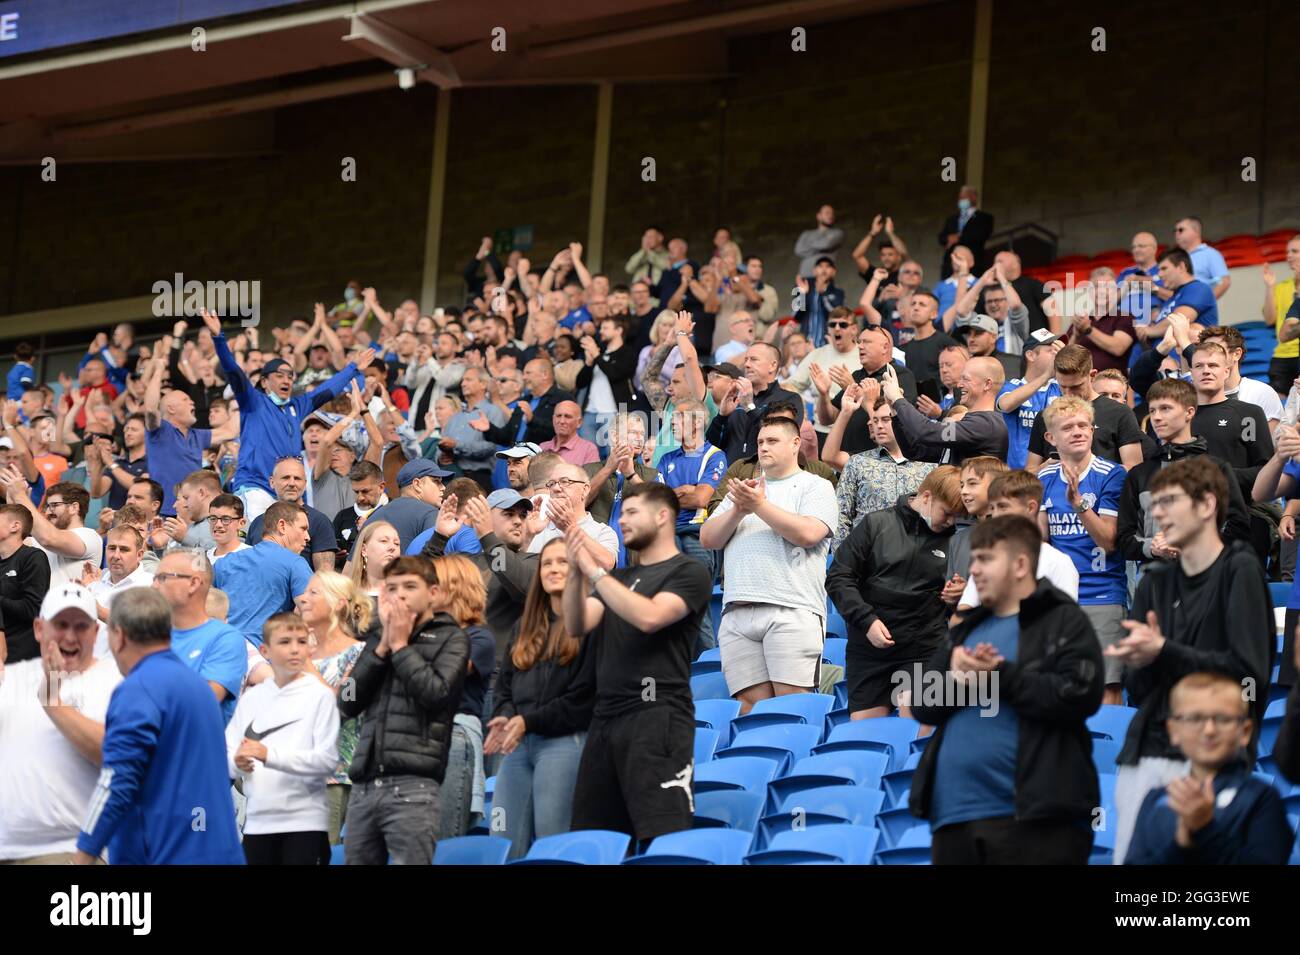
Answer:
[{"left": 1039, "top": 456, "right": 1127, "bottom": 605}]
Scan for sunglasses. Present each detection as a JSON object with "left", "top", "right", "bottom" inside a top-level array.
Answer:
[{"left": 827, "top": 322, "right": 854, "bottom": 329}]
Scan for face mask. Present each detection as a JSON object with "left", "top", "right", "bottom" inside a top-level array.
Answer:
[
  {"left": 269, "top": 393, "right": 291, "bottom": 407},
  {"left": 344, "top": 287, "right": 358, "bottom": 302},
  {"left": 957, "top": 198, "right": 972, "bottom": 212}
]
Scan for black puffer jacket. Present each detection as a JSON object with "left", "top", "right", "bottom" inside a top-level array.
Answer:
[
  {"left": 826, "top": 495, "right": 954, "bottom": 657},
  {"left": 910, "top": 579, "right": 1105, "bottom": 825},
  {"left": 340, "top": 611, "right": 470, "bottom": 784}
]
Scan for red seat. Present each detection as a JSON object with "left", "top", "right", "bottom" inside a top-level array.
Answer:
[{"left": 1224, "top": 249, "right": 1265, "bottom": 267}]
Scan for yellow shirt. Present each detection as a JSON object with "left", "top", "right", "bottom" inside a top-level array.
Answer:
[{"left": 1274, "top": 278, "right": 1298, "bottom": 359}]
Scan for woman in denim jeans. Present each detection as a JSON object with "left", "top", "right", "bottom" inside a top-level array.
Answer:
[
  {"left": 425, "top": 554, "right": 496, "bottom": 841},
  {"left": 485, "top": 538, "right": 593, "bottom": 859}
]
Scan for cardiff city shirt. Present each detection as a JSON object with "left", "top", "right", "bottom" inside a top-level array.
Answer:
[{"left": 1039, "top": 456, "right": 1127, "bottom": 605}]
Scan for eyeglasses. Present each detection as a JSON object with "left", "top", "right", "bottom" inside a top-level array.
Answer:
[
  {"left": 900, "top": 269, "right": 922, "bottom": 276},
  {"left": 43, "top": 501, "right": 70, "bottom": 512},
  {"left": 1149, "top": 492, "right": 1189, "bottom": 511},
  {"left": 1168, "top": 714, "right": 1248, "bottom": 728},
  {"left": 207, "top": 515, "right": 240, "bottom": 526},
  {"left": 153, "top": 572, "right": 198, "bottom": 583},
  {"left": 542, "top": 478, "right": 587, "bottom": 492}
]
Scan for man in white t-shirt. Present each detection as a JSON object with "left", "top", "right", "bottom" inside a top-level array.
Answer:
[
  {"left": 956, "top": 469, "right": 1078, "bottom": 612},
  {"left": 701, "top": 415, "right": 839, "bottom": 714},
  {"left": 205, "top": 493, "right": 252, "bottom": 564},
  {"left": 0, "top": 582, "right": 122, "bottom": 863},
  {"left": 525, "top": 461, "right": 620, "bottom": 567},
  {"left": 80, "top": 524, "right": 155, "bottom": 658},
  {"left": 0, "top": 473, "right": 104, "bottom": 587}
]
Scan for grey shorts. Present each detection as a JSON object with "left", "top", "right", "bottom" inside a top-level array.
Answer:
[
  {"left": 718, "top": 604, "right": 823, "bottom": 694},
  {"left": 1082, "top": 603, "right": 1126, "bottom": 685}
]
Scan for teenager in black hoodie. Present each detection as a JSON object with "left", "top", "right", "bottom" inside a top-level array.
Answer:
[
  {"left": 909, "top": 515, "right": 1104, "bottom": 864},
  {"left": 1107, "top": 457, "right": 1274, "bottom": 864},
  {"left": 1117, "top": 378, "right": 1251, "bottom": 564}
]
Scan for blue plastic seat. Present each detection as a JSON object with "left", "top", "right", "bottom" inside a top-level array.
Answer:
[
  {"left": 695, "top": 728, "right": 720, "bottom": 765},
  {"left": 690, "top": 659, "right": 722, "bottom": 677},
  {"left": 716, "top": 723, "right": 823, "bottom": 776},
  {"left": 822, "top": 707, "right": 852, "bottom": 739},
  {"left": 1091, "top": 737, "right": 1122, "bottom": 772},
  {"left": 825, "top": 609, "right": 848, "bottom": 640},
  {"left": 623, "top": 828, "right": 753, "bottom": 865},
  {"left": 756, "top": 786, "right": 885, "bottom": 850},
  {"left": 433, "top": 835, "right": 511, "bottom": 865},
  {"left": 744, "top": 823, "right": 880, "bottom": 865},
  {"left": 814, "top": 717, "right": 920, "bottom": 771},
  {"left": 833, "top": 681, "right": 848, "bottom": 710},
  {"left": 690, "top": 671, "right": 732, "bottom": 701},
  {"left": 1259, "top": 698, "right": 1287, "bottom": 756},
  {"left": 694, "top": 698, "right": 742, "bottom": 743},
  {"left": 695, "top": 755, "right": 780, "bottom": 794},
  {"left": 875, "top": 825, "right": 932, "bottom": 865},
  {"left": 697, "top": 647, "right": 722, "bottom": 663},
  {"left": 822, "top": 637, "right": 848, "bottom": 667},
  {"left": 330, "top": 843, "right": 345, "bottom": 865},
  {"left": 732, "top": 694, "right": 836, "bottom": 734},
  {"left": 765, "top": 750, "right": 890, "bottom": 811},
  {"left": 694, "top": 790, "right": 766, "bottom": 832},
  {"left": 484, "top": 776, "right": 496, "bottom": 799},
  {"left": 881, "top": 754, "right": 921, "bottom": 809},
  {"left": 876, "top": 806, "right": 923, "bottom": 848},
  {"left": 1087, "top": 705, "right": 1137, "bottom": 742},
  {"left": 510, "top": 830, "right": 631, "bottom": 865},
  {"left": 908, "top": 732, "right": 933, "bottom": 757}
]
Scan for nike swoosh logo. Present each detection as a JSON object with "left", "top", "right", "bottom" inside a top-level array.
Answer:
[{"left": 244, "top": 719, "right": 300, "bottom": 741}]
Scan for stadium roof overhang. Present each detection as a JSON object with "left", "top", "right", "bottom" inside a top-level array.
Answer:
[{"left": 0, "top": 0, "right": 924, "bottom": 163}]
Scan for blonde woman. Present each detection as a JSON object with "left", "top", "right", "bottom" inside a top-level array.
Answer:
[
  {"left": 634, "top": 309, "right": 683, "bottom": 399},
  {"left": 427, "top": 555, "right": 497, "bottom": 840},
  {"left": 297, "top": 571, "right": 370, "bottom": 844},
  {"left": 347, "top": 520, "right": 401, "bottom": 598}
]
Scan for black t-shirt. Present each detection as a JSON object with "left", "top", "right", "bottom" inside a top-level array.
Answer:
[
  {"left": 902, "top": 331, "right": 958, "bottom": 389},
  {"left": 0, "top": 544, "right": 51, "bottom": 663},
  {"left": 1028, "top": 394, "right": 1145, "bottom": 464},
  {"left": 594, "top": 553, "right": 712, "bottom": 720},
  {"left": 979, "top": 276, "right": 1049, "bottom": 333}
]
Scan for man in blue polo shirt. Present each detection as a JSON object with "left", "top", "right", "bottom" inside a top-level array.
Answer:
[
  {"left": 1175, "top": 217, "right": 1230, "bottom": 299},
  {"left": 995, "top": 331, "right": 1062, "bottom": 470},
  {"left": 1149, "top": 248, "right": 1218, "bottom": 339},
  {"left": 1038, "top": 396, "right": 1128, "bottom": 706},
  {"left": 201, "top": 308, "right": 371, "bottom": 522},
  {"left": 74, "top": 587, "right": 243, "bottom": 865},
  {"left": 213, "top": 501, "right": 314, "bottom": 649}
]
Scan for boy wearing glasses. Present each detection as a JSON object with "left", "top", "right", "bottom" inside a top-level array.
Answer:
[
  {"left": 1126, "top": 671, "right": 1291, "bottom": 864},
  {"left": 206, "top": 493, "right": 250, "bottom": 564},
  {"left": 1106, "top": 457, "right": 1274, "bottom": 863}
]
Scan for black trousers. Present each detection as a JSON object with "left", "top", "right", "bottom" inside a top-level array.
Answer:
[
  {"left": 931, "top": 816, "right": 1092, "bottom": 865},
  {"left": 242, "top": 830, "right": 331, "bottom": 866}
]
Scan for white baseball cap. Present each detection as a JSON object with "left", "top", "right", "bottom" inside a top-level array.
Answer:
[{"left": 39, "top": 582, "right": 98, "bottom": 623}]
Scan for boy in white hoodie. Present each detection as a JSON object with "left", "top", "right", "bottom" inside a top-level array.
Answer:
[{"left": 226, "top": 613, "right": 339, "bottom": 865}]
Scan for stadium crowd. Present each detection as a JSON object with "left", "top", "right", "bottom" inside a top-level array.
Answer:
[{"left": 1, "top": 191, "right": 1299, "bottom": 865}]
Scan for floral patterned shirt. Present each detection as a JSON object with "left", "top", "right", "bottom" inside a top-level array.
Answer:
[
  {"left": 313, "top": 641, "right": 364, "bottom": 785},
  {"left": 834, "top": 448, "right": 935, "bottom": 550}
]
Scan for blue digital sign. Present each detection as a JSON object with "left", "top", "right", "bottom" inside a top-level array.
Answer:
[{"left": 0, "top": 1, "right": 311, "bottom": 59}]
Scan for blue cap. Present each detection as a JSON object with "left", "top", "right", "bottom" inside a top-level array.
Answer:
[
  {"left": 396, "top": 459, "right": 453, "bottom": 487},
  {"left": 486, "top": 488, "right": 532, "bottom": 511}
]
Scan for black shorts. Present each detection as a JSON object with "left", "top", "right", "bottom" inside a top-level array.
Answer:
[
  {"left": 1270, "top": 356, "right": 1299, "bottom": 397},
  {"left": 845, "top": 636, "right": 939, "bottom": 714},
  {"left": 570, "top": 704, "right": 696, "bottom": 843},
  {"left": 242, "top": 830, "right": 330, "bottom": 866}
]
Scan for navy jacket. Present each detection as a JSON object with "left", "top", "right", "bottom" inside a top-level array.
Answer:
[{"left": 1126, "top": 761, "right": 1292, "bottom": 864}]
